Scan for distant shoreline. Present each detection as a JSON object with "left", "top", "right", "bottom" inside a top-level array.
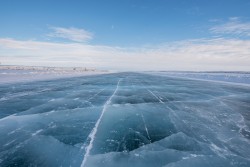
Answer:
[
  {"left": 0, "top": 65, "right": 109, "bottom": 72},
  {"left": 0, "top": 65, "right": 110, "bottom": 85}
]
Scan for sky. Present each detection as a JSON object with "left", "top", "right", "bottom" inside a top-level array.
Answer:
[{"left": 0, "top": 0, "right": 250, "bottom": 71}]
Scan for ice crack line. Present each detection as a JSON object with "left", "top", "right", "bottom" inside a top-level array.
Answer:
[
  {"left": 147, "top": 89, "right": 164, "bottom": 103},
  {"left": 139, "top": 110, "right": 151, "bottom": 142},
  {"left": 81, "top": 79, "right": 122, "bottom": 167},
  {"left": 132, "top": 81, "right": 151, "bottom": 142},
  {"left": 87, "top": 89, "right": 105, "bottom": 101}
]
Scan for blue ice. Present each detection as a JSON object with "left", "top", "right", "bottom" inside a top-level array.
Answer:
[{"left": 0, "top": 73, "right": 250, "bottom": 167}]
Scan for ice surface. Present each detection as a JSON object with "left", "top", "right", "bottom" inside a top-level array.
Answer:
[
  {"left": 0, "top": 73, "right": 250, "bottom": 167},
  {"left": 149, "top": 71, "right": 250, "bottom": 85}
]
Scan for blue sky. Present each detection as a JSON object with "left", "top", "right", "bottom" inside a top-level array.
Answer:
[{"left": 1, "top": 0, "right": 250, "bottom": 71}]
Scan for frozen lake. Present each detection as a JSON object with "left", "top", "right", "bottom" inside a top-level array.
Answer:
[{"left": 0, "top": 72, "right": 250, "bottom": 167}]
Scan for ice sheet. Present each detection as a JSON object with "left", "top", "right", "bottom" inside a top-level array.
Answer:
[
  {"left": 148, "top": 71, "right": 250, "bottom": 85},
  {"left": 0, "top": 73, "right": 250, "bottom": 166}
]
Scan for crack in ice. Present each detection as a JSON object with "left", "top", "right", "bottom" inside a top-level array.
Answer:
[
  {"left": 139, "top": 110, "right": 151, "bottom": 142},
  {"left": 131, "top": 81, "right": 151, "bottom": 141},
  {"left": 145, "top": 87, "right": 181, "bottom": 124},
  {"left": 147, "top": 89, "right": 164, "bottom": 103},
  {"left": 81, "top": 79, "right": 122, "bottom": 167},
  {"left": 87, "top": 89, "right": 105, "bottom": 101}
]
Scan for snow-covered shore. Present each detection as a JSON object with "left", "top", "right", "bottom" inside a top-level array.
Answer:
[{"left": 0, "top": 65, "right": 110, "bottom": 84}]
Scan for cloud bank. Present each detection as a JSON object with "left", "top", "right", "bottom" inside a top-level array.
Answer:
[
  {"left": 1, "top": 21, "right": 250, "bottom": 71},
  {"left": 1, "top": 37, "right": 249, "bottom": 71}
]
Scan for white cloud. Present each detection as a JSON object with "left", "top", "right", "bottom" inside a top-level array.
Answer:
[
  {"left": 0, "top": 38, "right": 250, "bottom": 71},
  {"left": 47, "top": 27, "right": 93, "bottom": 42},
  {"left": 210, "top": 19, "right": 250, "bottom": 36}
]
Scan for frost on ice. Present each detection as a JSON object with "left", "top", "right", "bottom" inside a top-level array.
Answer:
[{"left": 0, "top": 73, "right": 250, "bottom": 167}]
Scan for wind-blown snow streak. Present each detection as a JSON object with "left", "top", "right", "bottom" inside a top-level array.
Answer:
[{"left": 81, "top": 79, "right": 122, "bottom": 167}]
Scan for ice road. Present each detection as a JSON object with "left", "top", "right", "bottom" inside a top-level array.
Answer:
[{"left": 0, "top": 73, "right": 250, "bottom": 167}]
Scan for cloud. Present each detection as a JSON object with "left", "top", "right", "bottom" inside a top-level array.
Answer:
[
  {"left": 47, "top": 27, "right": 93, "bottom": 42},
  {"left": 0, "top": 38, "right": 250, "bottom": 71},
  {"left": 210, "top": 18, "right": 250, "bottom": 37}
]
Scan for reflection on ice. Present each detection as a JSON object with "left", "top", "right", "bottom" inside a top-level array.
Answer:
[{"left": 0, "top": 73, "right": 250, "bottom": 166}]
